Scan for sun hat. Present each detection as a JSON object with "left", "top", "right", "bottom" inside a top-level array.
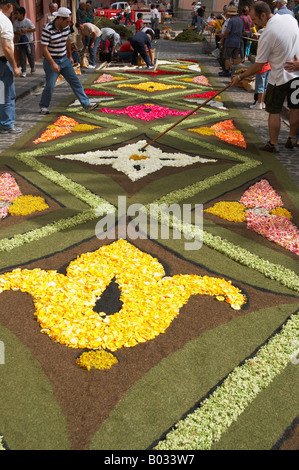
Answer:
[
  {"left": 227, "top": 5, "right": 238, "bottom": 15},
  {"left": 53, "top": 7, "right": 72, "bottom": 18}
]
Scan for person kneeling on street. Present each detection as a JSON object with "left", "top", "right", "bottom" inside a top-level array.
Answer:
[{"left": 129, "top": 28, "right": 154, "bottom": 69}]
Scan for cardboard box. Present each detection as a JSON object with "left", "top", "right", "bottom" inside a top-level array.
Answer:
[{"left": 137, "top": 48, "right": 155, "bottom": 66}]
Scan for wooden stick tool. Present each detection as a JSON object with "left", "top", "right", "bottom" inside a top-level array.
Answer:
[{"left": 140, "top": 82, "right": 232, "bottom": 151}]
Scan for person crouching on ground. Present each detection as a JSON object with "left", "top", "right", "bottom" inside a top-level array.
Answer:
[
  {"left": 129, "top": 28, "right": 154, "bottom": 69},
  {"left": 76, "top": 21, "right": 102, "bottom": 69}
]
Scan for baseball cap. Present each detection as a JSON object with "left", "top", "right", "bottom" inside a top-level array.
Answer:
[
  {"left": 0, "top": 0, "right": 20, "bottom": 7},
  {"left": 53, "top": 7, "right": 72, "bottom": 18}
]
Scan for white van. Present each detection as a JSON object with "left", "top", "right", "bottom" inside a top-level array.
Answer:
[{"left": 110, "top": 2, "right": 128, "bottom": 9}]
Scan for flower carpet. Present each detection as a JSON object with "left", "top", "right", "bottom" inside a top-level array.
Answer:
[{"left": 0, "top": 58, "right": 298, "bottom": 451}]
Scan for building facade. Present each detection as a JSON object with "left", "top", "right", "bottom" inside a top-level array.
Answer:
[{"left": 16, "top": 0, "right": 77, "bottom": 59}]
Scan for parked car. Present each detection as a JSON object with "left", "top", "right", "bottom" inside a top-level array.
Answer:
[{"left": 110, "top": 2, "right": 128, "bottom": 9}]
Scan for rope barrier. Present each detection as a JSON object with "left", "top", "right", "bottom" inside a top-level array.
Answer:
[{"left": 14, "top": 39, "right": 42, "bottom": 46}]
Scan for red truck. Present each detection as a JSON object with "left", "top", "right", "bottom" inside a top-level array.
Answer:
[{"left": 95, "top": 2, "right": 162, "bottom": 24}]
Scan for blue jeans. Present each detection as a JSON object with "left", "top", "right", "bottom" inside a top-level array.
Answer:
[
  {"left": 0, "top": 61, "right": 16, "bottom": 130},
  {"left": 39, "top": 55, "right": 90, "bottom": 109},
  {"left": 88, "top": 35, "right": 101, "bottom": 66},
  {"left": 129, "top": 39, "right": 152, "bottom": 67},
  {"left": 197, "top": 17, "right": 204, "bottom": 32},
  {"left": 124, "top": 13, "right": 133, "bottom": 25}
]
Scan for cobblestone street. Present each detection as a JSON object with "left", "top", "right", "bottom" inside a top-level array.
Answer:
[{"left": 1, "top": 36, "right": 297, "bottom": 187}]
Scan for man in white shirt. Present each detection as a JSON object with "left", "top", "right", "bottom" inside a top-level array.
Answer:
[
  {"left": 150, "top": 4, "right": 159, "bottom": 30},
  {"left": 231, "top": 1, "right": 299, "bottom": 152},
  {"left": 44, "top": 2, "right": 58, "bottom": 25},
  {"left": 0, "top": 0, "right": 22, "bottom": 134}
]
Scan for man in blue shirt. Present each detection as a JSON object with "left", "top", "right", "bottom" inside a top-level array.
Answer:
[
  {"left": 129, "top": 28, "right": 154, "bottom": 68},
  {"left": 275, "top": 0, "right": 295, "bottom": 16},
  {"left": 219, "top": 5, "right": 244, "bottom": 77}
]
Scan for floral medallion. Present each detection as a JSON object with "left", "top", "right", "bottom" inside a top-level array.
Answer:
[
  {"left": 33, "top": 115, "right": 101, "bottom": 144},
  {"left": 99, "top": 103, "right": 194, "bottom": 121},
  {"left": 54, "top": 140, "right": 217, "bottom": 181},
  {"left": 205, "top": 179, "right": 299, "bottom": 255},
  {"left": 189, "top": 119, "right": 246, "bottom": 148},
  {"left": 116, "top": 81, "right": 186, "bottom": 92},
  {"left": 56, "top": 140, "right": 217, "bottom": 181},
  {"left": 0, "top": 173, "right": 49, "bottom": 219}
]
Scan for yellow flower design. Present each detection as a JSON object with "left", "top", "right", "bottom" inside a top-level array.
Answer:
[
  {"left": 0, "top": 240, "right": 246, "bottom": 353},
  {"left": 117, "top": 82, "right": 186, "bottom": 92},
  {"left": 8, "top": 195, "right": 49, "bottom": 216},
  {"left": 76, "top": 350, "right": 118, "bottom": 370},
  {"left": 269, "top": 207, "right": 293, "bottom": 219},
  {"left": 205, "top": 201, "right": 247, "bottom": 223}
]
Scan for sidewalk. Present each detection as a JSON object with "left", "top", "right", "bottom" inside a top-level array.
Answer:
[{"left": 15, "top": 59, "right": 45, "bottom": 101}]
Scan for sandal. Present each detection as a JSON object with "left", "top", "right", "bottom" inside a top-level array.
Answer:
[
  {"left": 285, "top": 137, "right": 297, "bottom": 149},
  {"left": 259, "top": 141, "right": 279, "bottom": 153}
]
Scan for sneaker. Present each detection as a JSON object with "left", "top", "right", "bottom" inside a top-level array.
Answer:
[
  {"left": 259, "top": 141, "right": 279, "bottom": 153},
  {"left": 285, "top": 137, "right": 297, "bottom": 149},
  {"left": 31, "top": 68, "right": 36, "bottom": 74},
  {"left": 147, "top": 66, "right": 155, "bottom": 70},
  {"left": 40, "top": 107, "right": 50, "bottom": 115},
  {"left": 86, "top": 64, "right": 96, "bottom": 69},
  {"left": 218, "top": 70, "right": 231, "bottom": 77},
  {"left": 83, "top": 102, "right": 98, "bottom": 112},
  {"left": 262, "top": 102, "right": 266, "bottom": 109},
  {"left": 250, "top": 102, "right": 263, "bottom": 110},
  {"left": 20, "top": 72, "right": 26, "bottom": 78},
  {"left": 0, "top": 126, "right": 22, "bottom": 134}
]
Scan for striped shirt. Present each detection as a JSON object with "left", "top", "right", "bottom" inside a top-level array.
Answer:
[{"left": 41, "top": 20, "right": 70, "bottom": 58}]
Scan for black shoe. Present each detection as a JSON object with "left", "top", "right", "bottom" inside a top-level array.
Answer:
[
  {"left": 0, "top": 126, "right": 22, "bottom": 134},
  {"left": 84, "top": 102, "right": 98, "bottom": 112},
  {"left": 285, "top": 137, "right": 296, "bottom": 149},
  {"left": 218, "top": 70, "right": 231, "bottom": 77}
]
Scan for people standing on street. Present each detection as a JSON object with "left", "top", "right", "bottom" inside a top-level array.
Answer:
[
  {"left": 39, "top": 7, "right": 98, "bottom": 115},
  {"left": 13, "top": 7, "right": 36, "bottom": 78},
  {"left": 240, "top": 5, "right": 252, "bottom": 60},
  {"left": 150, "top": 4, "right": 159, "bottom": 30},
  {"left": 135, "top": 12, "right": 144, "bottom": 32},
  {"left": 76, "top": 2, "right": 87, "bottom": 24},
  {"left": 44, "top": 2, "right": 58, "bottom": 26},
  {"left": 76, "top": 21, "right": 102, "bottom": 68},
  {"left": 86, "top": 1, "right": 95, "bottom": 23},
  {"left": 0, "top": 0, "right": 22, "bottom": 134},
  {"left": 219, "top": 5, "right": 244, "bottom": 77},
  {"left": 196, "top": 5, "right": 206, "bottom": 34},
  {"left": 124, "top": 2, "right": 133, "bottom": 26},
  {"left": 231, "top": 1, "right": 299, "bottom": 152},
  {"left": 274, "top": 0, "right": 295, "bottom": 17},
  {"left": 191, "top": 2, "right": 197, "bottom": 27}
]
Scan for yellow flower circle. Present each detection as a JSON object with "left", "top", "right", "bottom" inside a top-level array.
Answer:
[
  {"left": 0, "top": 240, "right": 246, "bottom": 352},
  {"left": 8, "top": 195, "right": 49, "bottom": 216}
]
